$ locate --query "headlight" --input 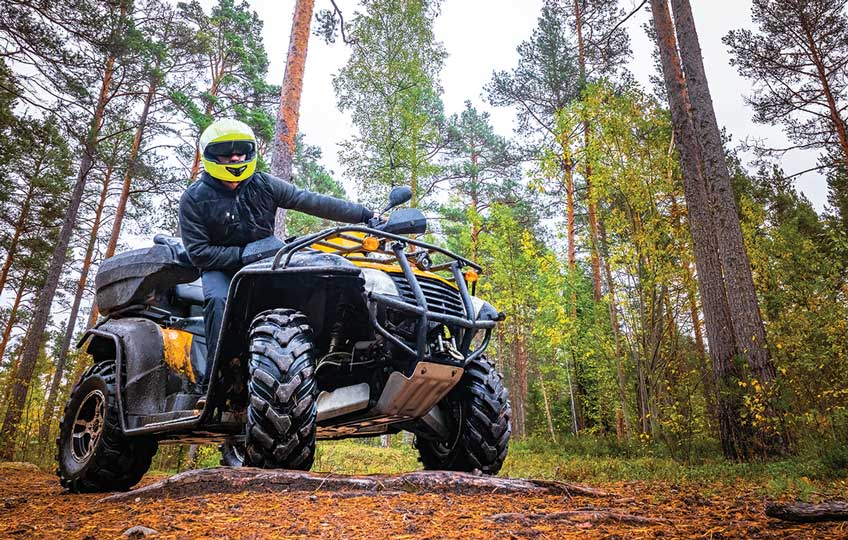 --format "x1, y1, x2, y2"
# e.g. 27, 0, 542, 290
470, 296, 501, 321
361, 268, 400, 296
